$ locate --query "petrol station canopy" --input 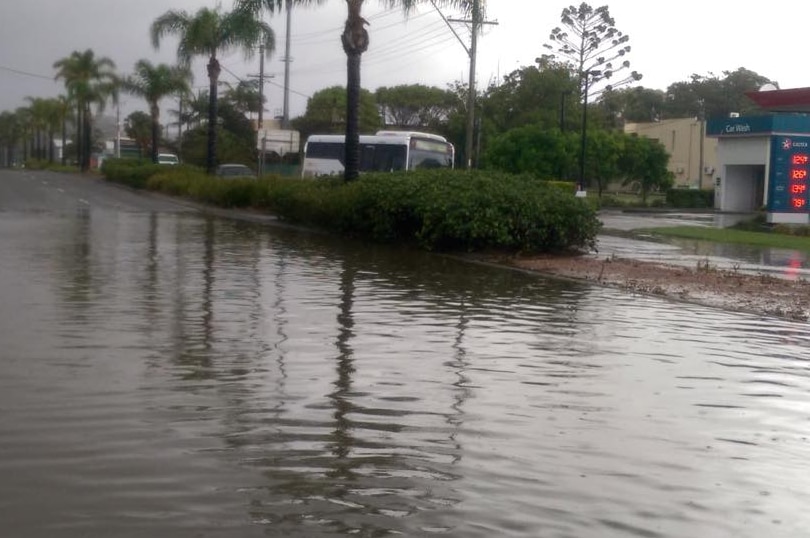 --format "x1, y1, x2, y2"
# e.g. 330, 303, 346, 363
745, 87, 810, 113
